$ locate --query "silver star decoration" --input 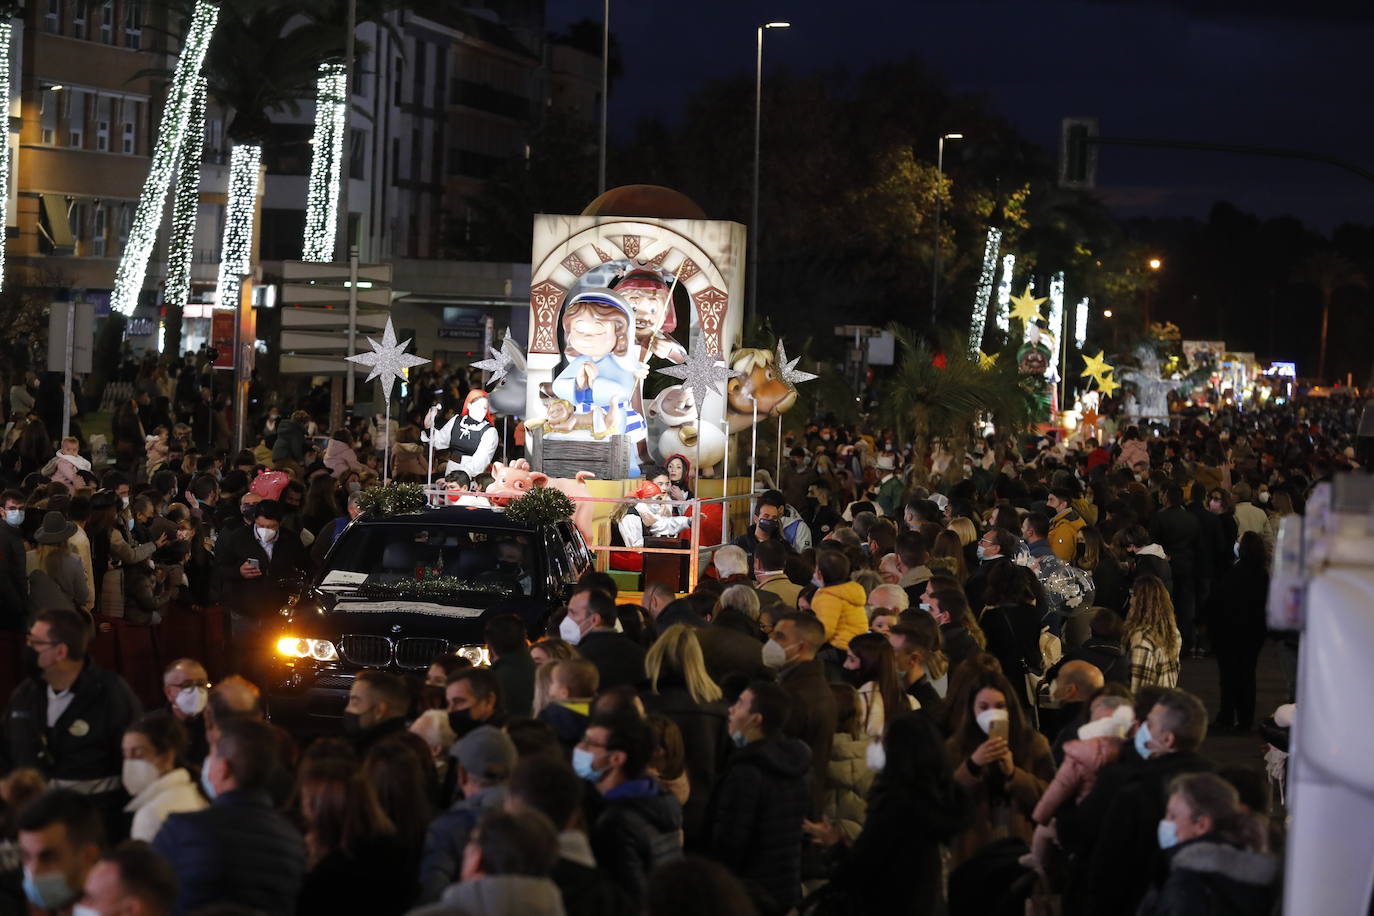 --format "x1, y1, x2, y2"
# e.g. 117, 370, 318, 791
775, 340, 818, 389
657, 347, 742, 409
345, 317, 430, 400
471, 331, 518, 388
